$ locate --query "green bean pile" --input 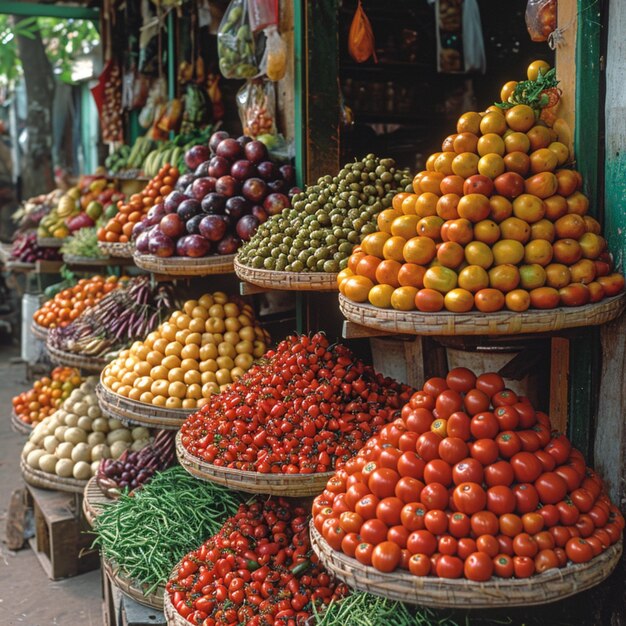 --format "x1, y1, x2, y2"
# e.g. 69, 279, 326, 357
92, 466, 243, 593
